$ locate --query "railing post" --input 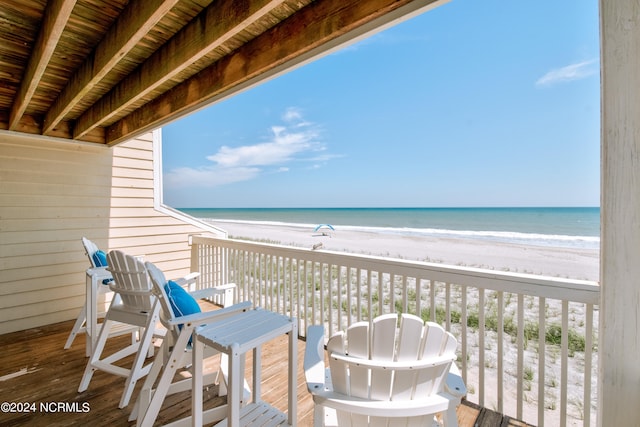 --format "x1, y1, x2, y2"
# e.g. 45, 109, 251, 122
600, 3, 640, 426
